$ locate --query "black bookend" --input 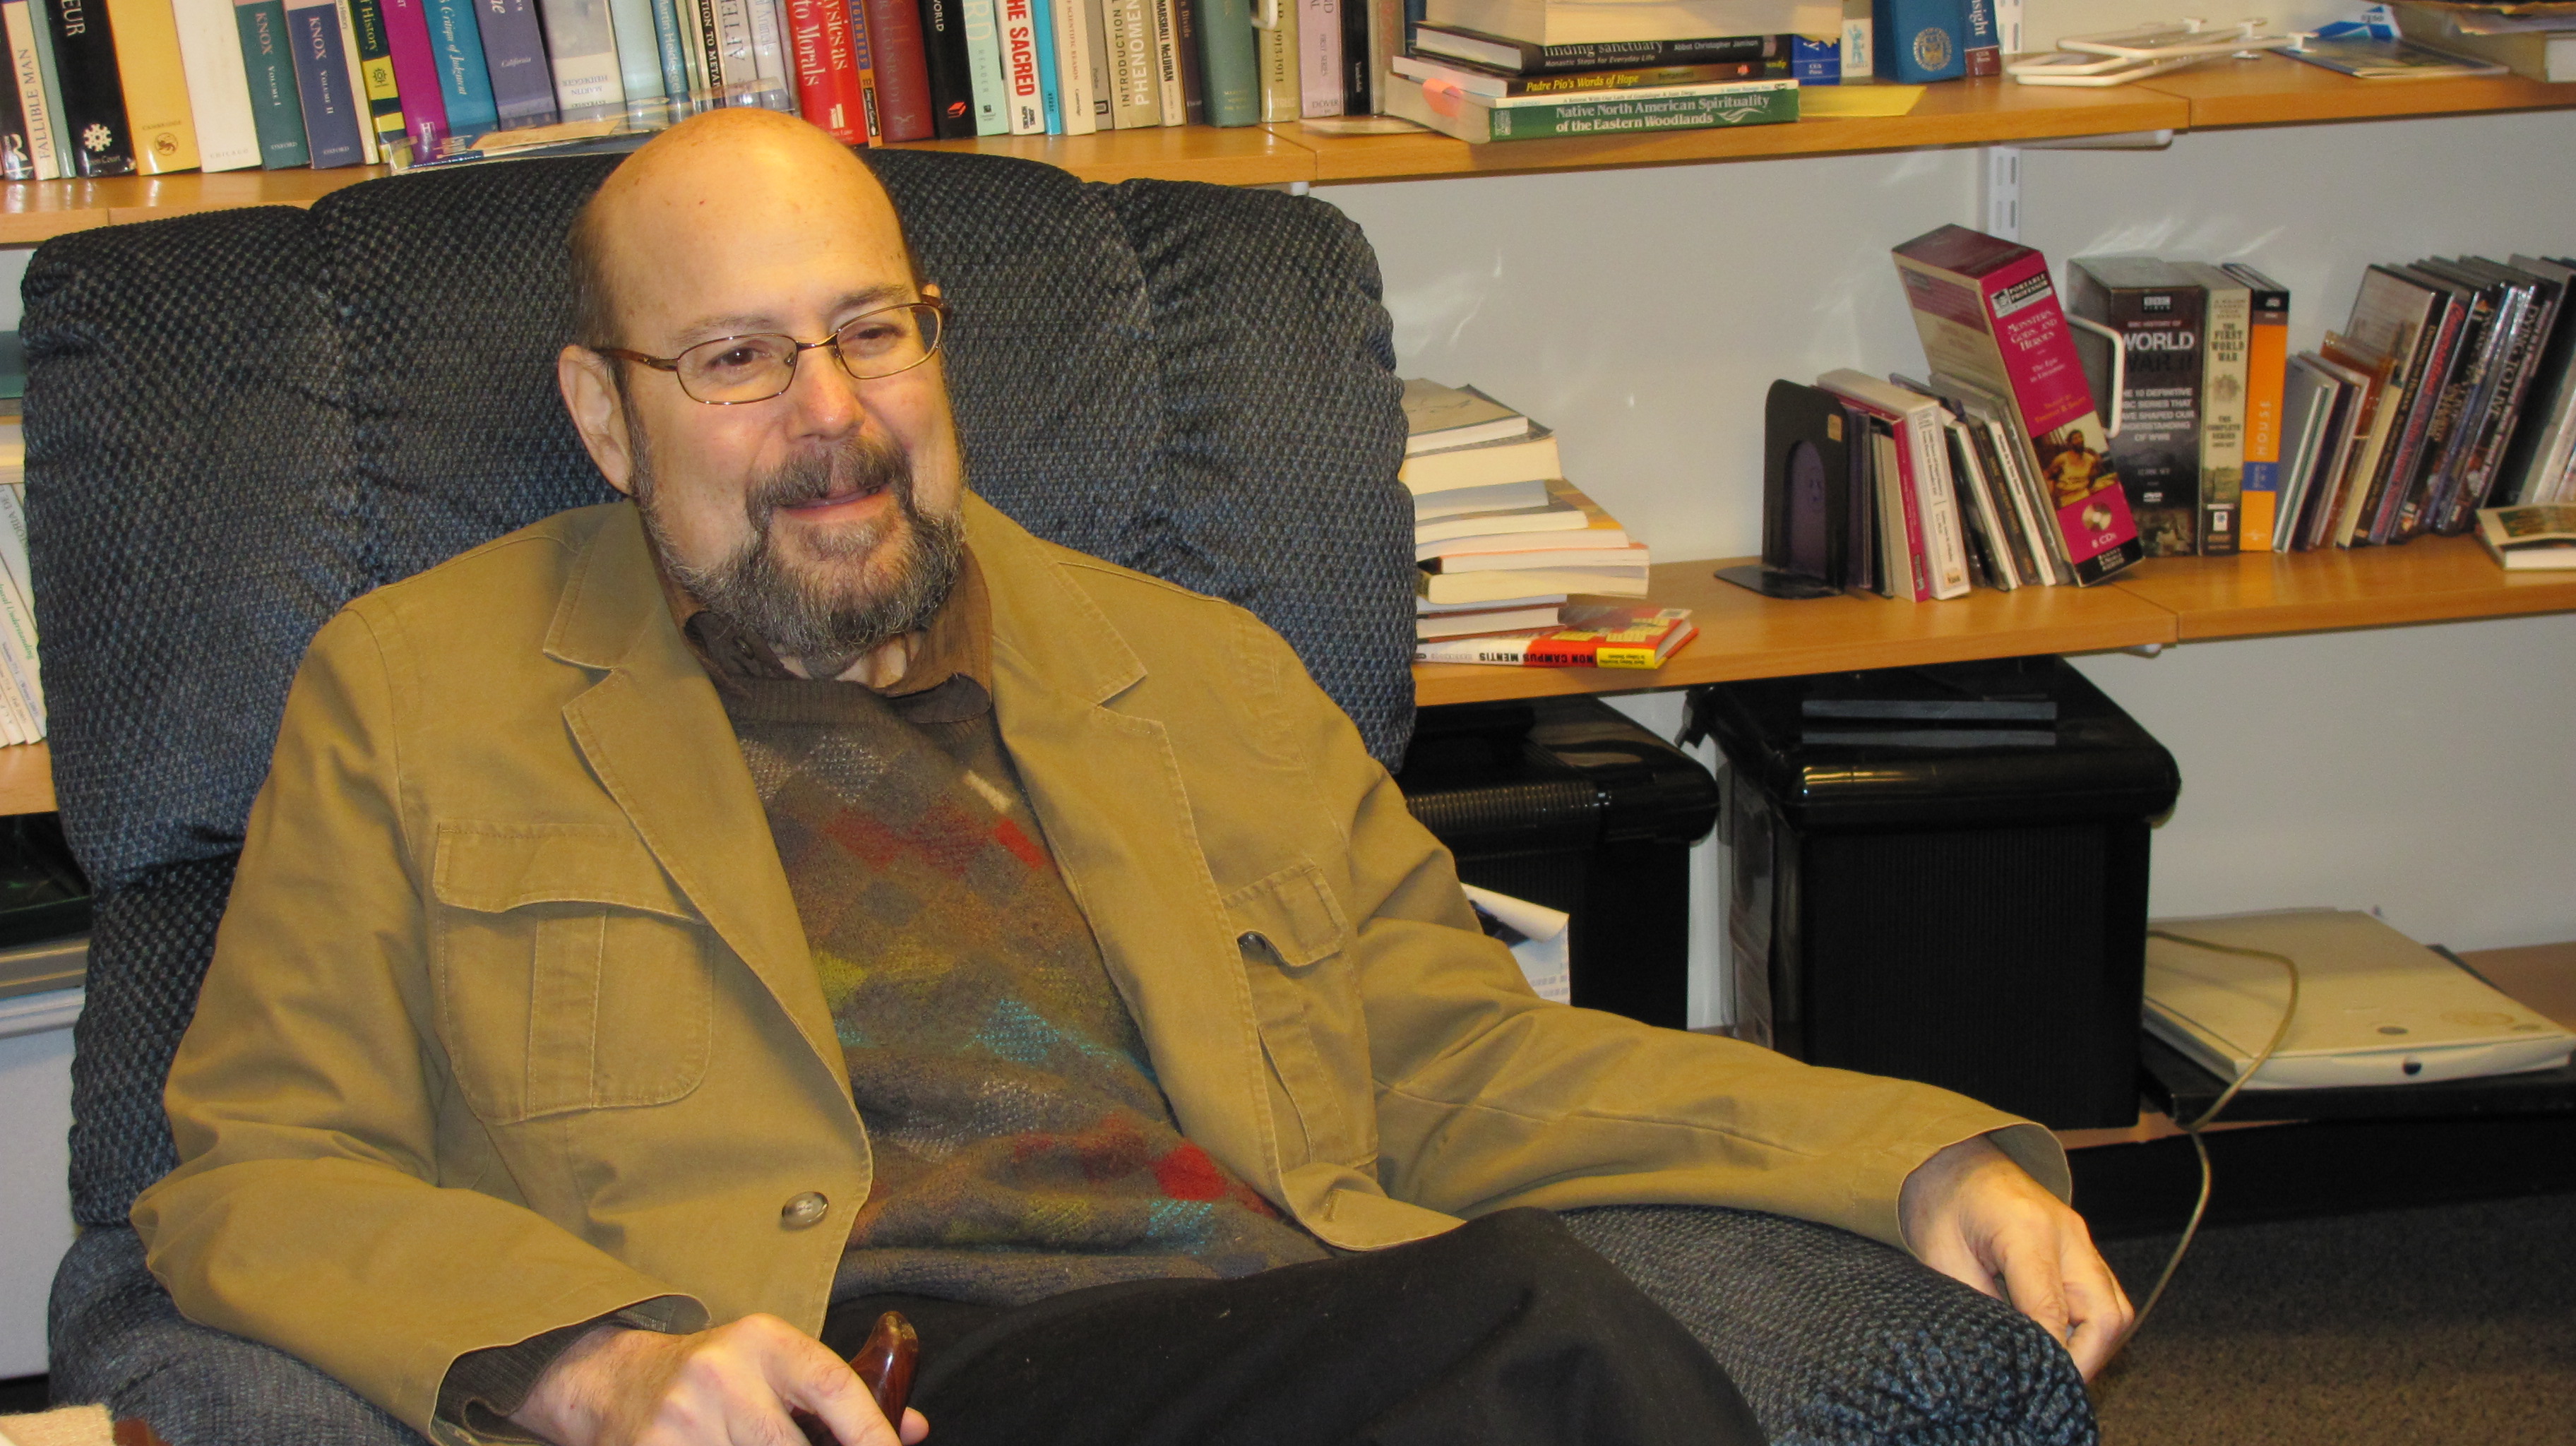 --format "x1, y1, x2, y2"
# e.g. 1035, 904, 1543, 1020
1717, 380, 1850, 599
